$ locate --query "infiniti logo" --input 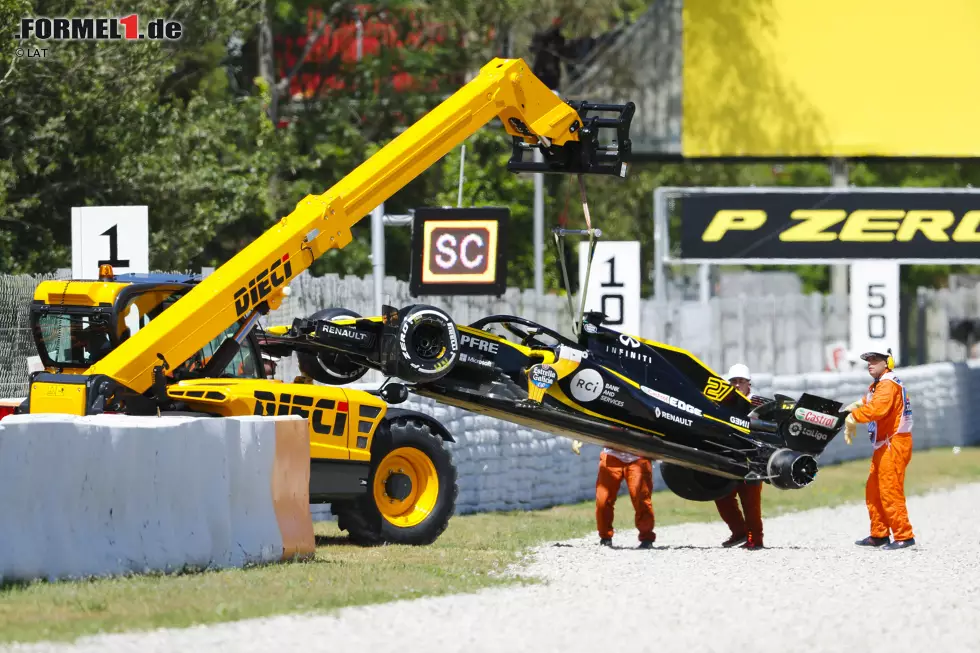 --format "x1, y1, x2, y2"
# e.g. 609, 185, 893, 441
619, 334, 640, 348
